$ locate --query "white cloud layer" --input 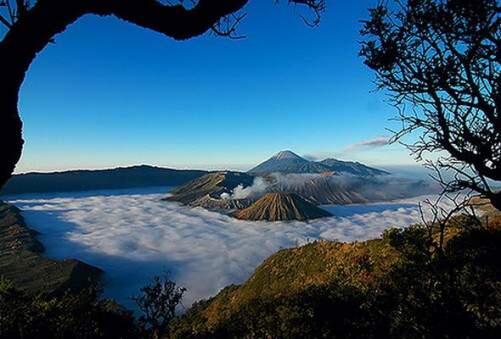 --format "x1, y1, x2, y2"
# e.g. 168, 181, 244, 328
8, 189, 449, 311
